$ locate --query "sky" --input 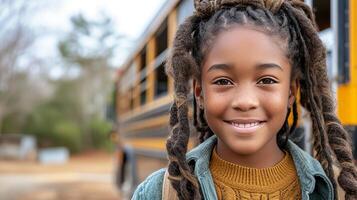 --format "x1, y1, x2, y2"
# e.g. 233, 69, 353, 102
27, 0, 167, 77
33, 0, 166, 38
